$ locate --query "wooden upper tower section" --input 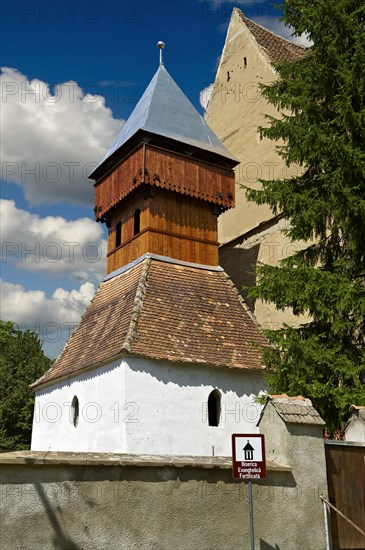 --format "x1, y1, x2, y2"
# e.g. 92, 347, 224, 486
89, 60, 239, 274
